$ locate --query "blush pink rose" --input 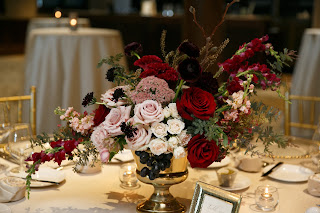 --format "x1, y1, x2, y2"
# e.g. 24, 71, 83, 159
100, 148, 110, 163
125, 124, 152, 150
90, 125, 109, 151
103, 106, 131, 136
134, 100, 164, 124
